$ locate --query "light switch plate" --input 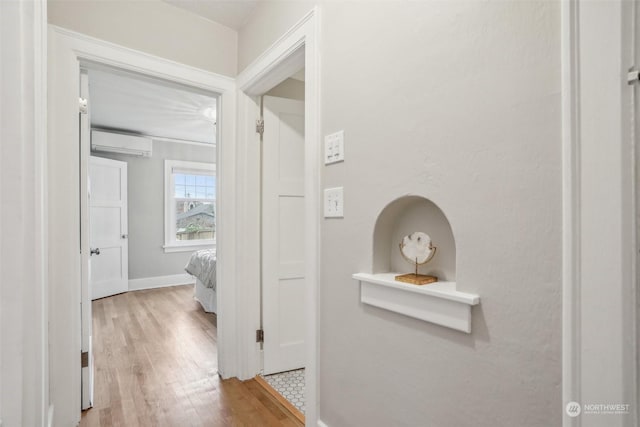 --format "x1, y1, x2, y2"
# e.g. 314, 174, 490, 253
324, 187, 344, 218
324, 130, 344, 165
